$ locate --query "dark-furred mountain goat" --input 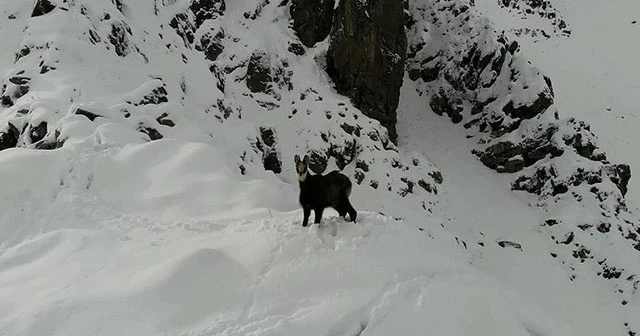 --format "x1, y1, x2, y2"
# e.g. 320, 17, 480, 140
294, 154, 357, 227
